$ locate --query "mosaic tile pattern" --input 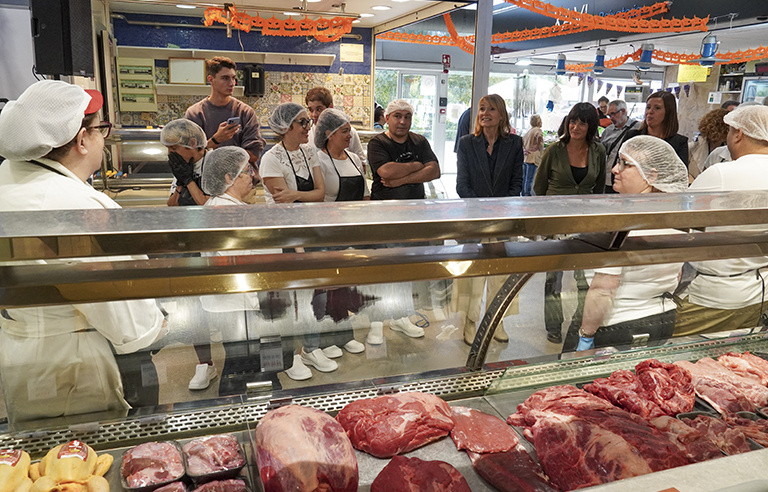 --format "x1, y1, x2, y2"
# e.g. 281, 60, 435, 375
121, 70, 372, 128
